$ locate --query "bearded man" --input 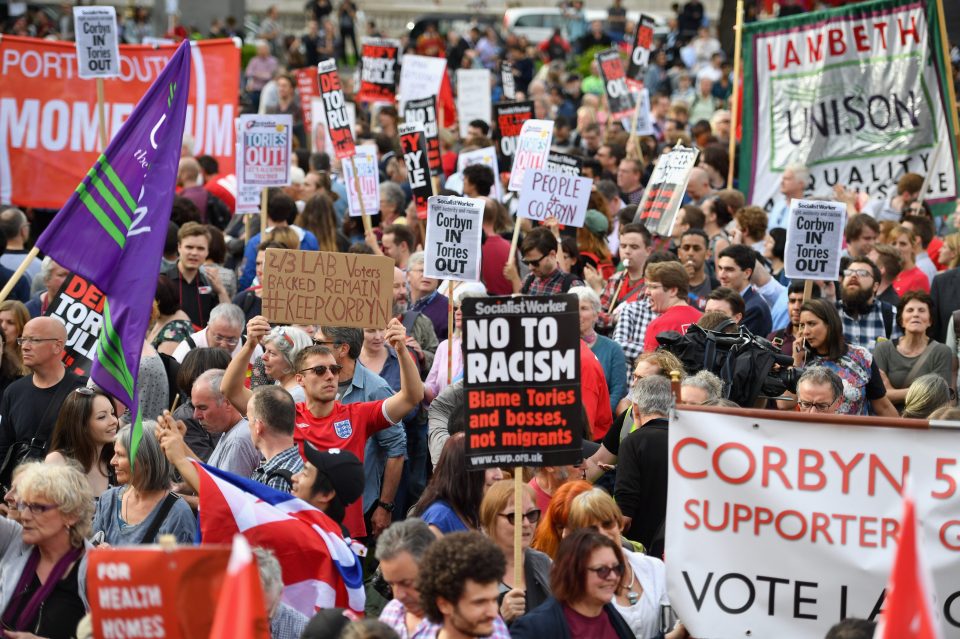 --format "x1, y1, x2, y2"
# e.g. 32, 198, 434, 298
836, 257, 899, 351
